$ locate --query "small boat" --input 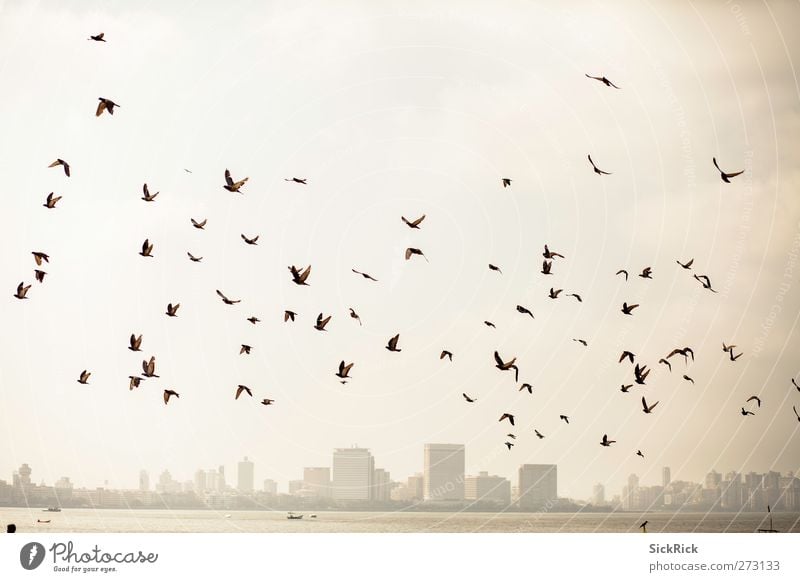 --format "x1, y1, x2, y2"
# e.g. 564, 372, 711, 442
310, 514, 317, 518
757, 505, 779, 533
43, 507, 61, 512
286, 512, 304, 520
